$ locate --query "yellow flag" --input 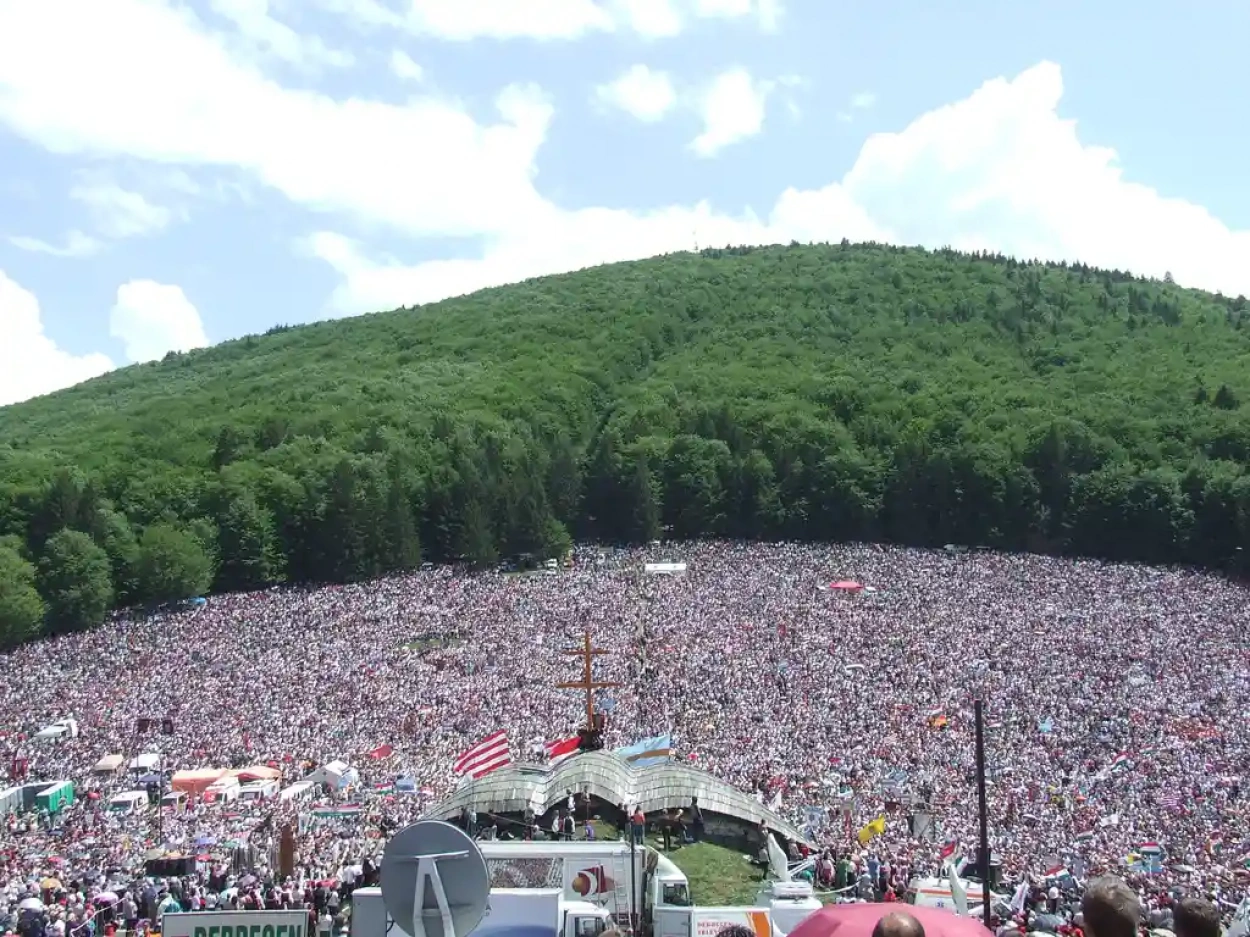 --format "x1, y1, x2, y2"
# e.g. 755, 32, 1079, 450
857, 815, 886, 845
